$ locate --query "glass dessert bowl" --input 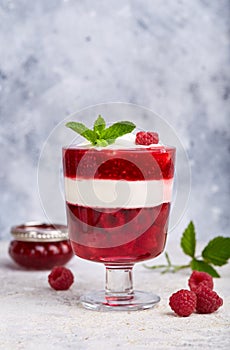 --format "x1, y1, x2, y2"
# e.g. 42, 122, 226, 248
62, 121, 176, 311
